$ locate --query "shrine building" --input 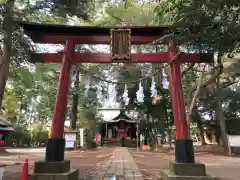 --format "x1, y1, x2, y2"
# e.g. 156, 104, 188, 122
99, 110, 138, 145
0, 116, 14, 146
